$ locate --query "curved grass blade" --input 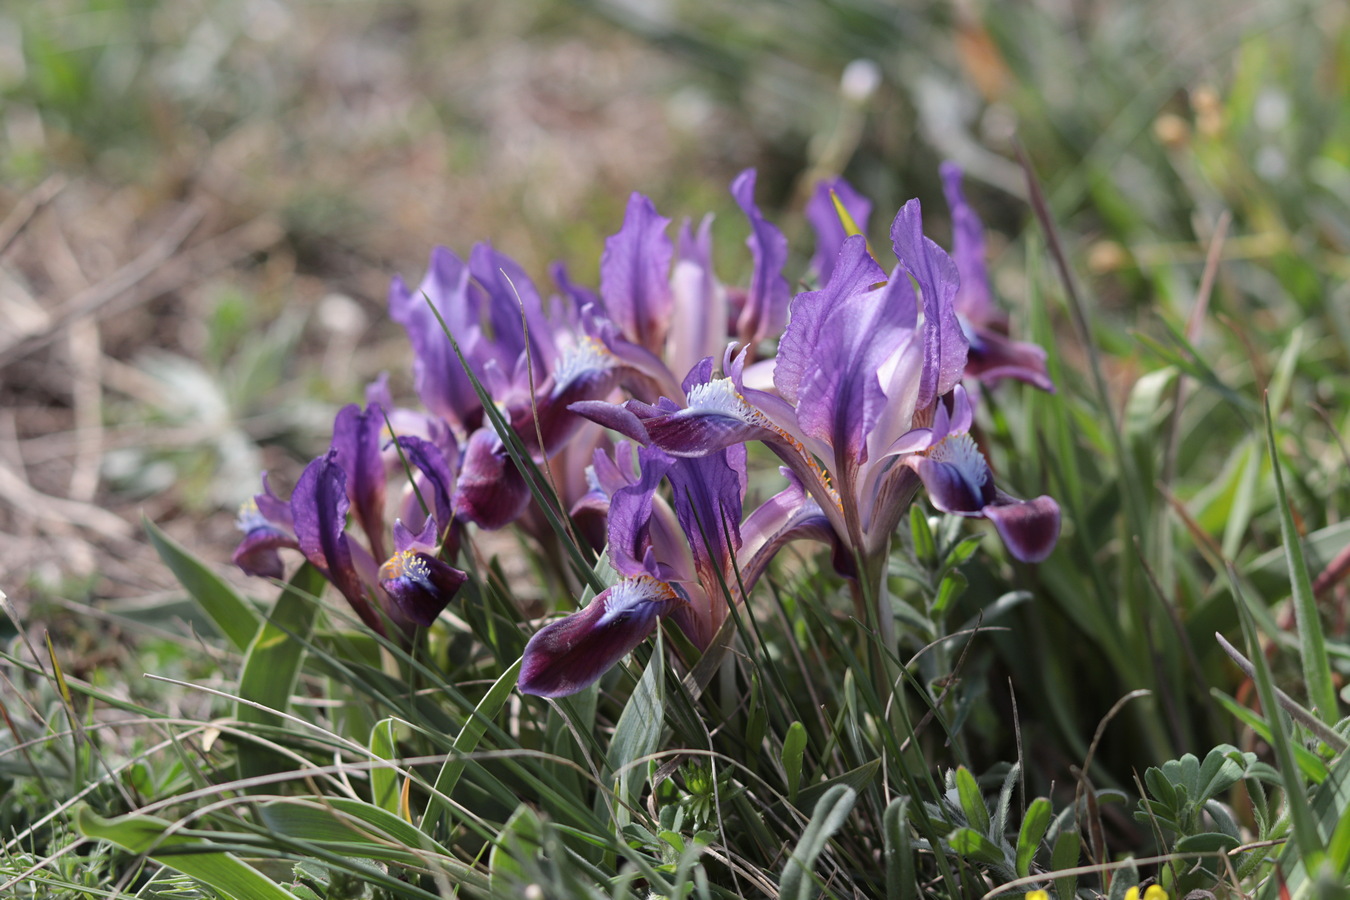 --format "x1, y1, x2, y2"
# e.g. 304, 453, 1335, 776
422, 656, 523, 833
779, 784, 857, 900
145, 515, 262, 651
75, 804, 301, 900
236, 562, 324, 783
1264, 393, 1338, 722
